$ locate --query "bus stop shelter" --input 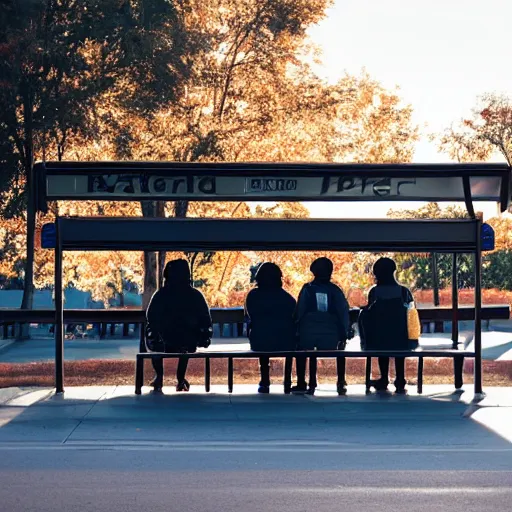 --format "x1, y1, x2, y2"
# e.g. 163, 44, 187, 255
35, 161, 512, 394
